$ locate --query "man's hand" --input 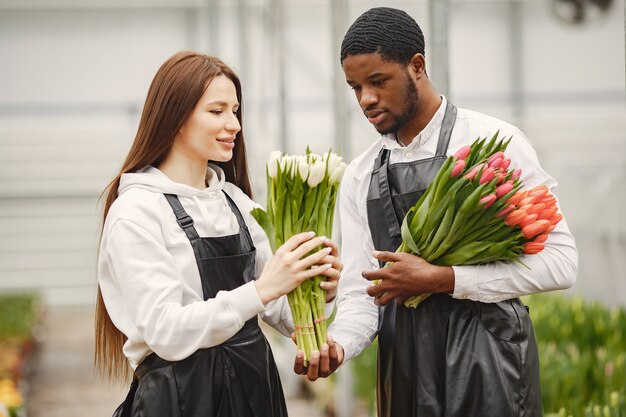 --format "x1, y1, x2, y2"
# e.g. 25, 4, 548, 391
293, 335, 344, 381
362, 250, 455, 306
